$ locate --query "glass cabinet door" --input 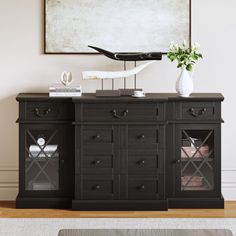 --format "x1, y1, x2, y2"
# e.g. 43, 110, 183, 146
24, 126, 60, 192
175, 124, 220, 196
